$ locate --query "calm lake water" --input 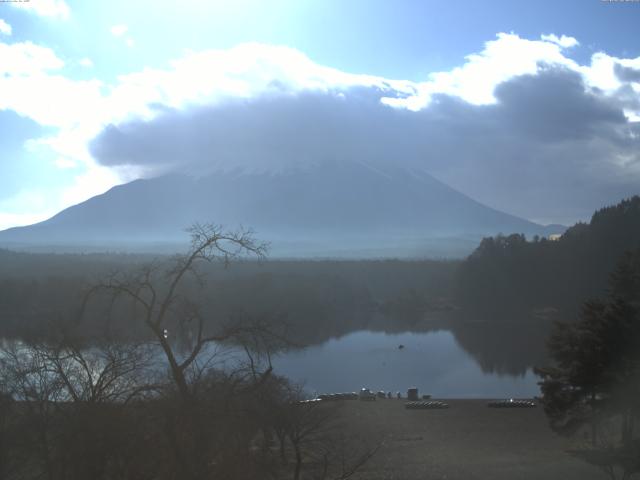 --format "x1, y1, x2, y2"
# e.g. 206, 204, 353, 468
1, 328, 542, 399
272, 330, 540, 398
